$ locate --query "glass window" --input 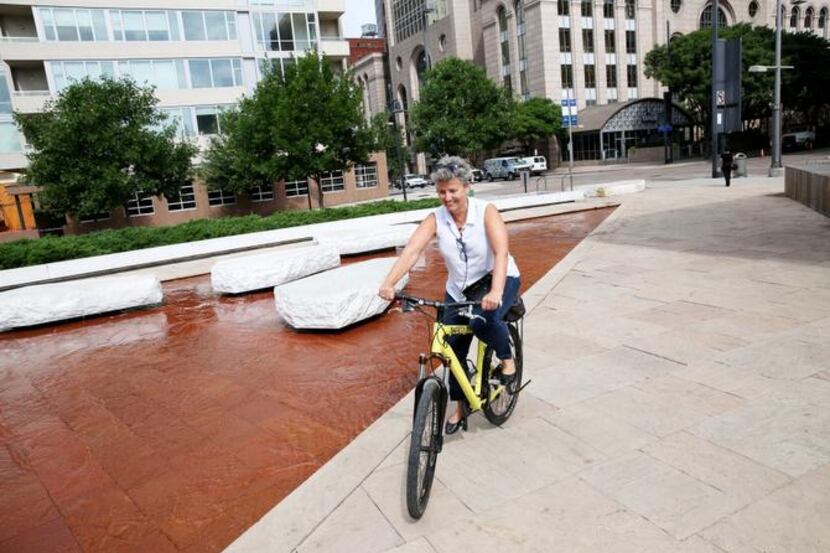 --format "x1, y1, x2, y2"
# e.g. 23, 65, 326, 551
625, 0, 635, 19
123, 11, 147, 41
208, 189, 236, 206
700, 4, 728, 28
76, 11, 94, 41
627, 64, 637, 87
584, 65, 596, 87
626, 30, 636, 53
210, 59, 234, 87
226, 12, 237, 39
0, 75, 12, 114
293, 13, 309, 49
790, 7, 800, 28
160, 107, 195, 138
0, 123, 21, 153
154, 61, 178, 89
561, 64, 573, 88
671, 0, 682, 14
249, 185, 275, 202
605, 30, 616, 52
606, 64, 617, 87
355, 163, 378, 188
110, 11, 123, 40
604, 0, 615, 18
55, 9, 80, 41
278, 14, 293, 50
321, 170, 344, 193
558, 0, 570, 16
205, 12, 227, 40
583, 29, 594, 53
41, 9, 56, 40
189, 60, 213, 88
183, 12, 206, 40
806, 7, 814, 28
821, 8, 828, 28
582, 0, 593, 17
166, 184, 197, 211
92, 11, 107, 40
285, 179, 308, 197
559, 28, 571, 52
126, 193, 155, 216
196, 106, 224, 134
168, 12, 180, 40
146, 12, 169, 40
